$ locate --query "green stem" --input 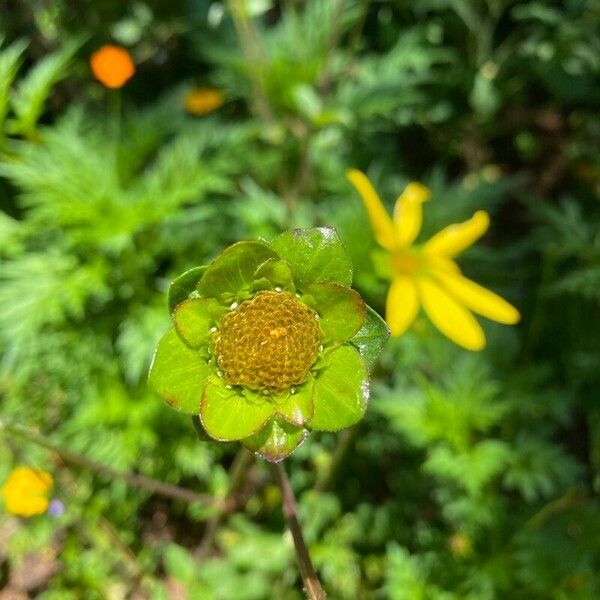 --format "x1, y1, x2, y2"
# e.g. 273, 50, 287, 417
1, 422, 223, 507
272, 462, 326, 600
227, 0, 276, 128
